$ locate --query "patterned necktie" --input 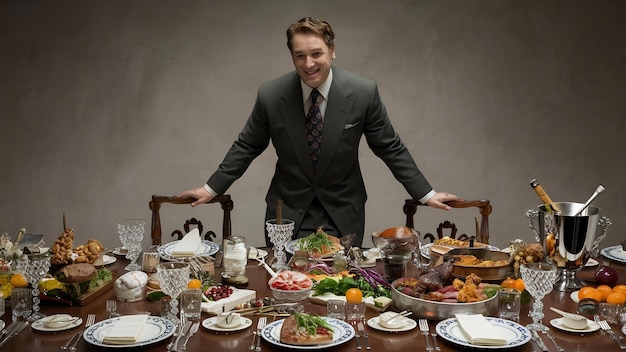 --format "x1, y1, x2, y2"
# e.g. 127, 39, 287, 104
306, 89, 323, 168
